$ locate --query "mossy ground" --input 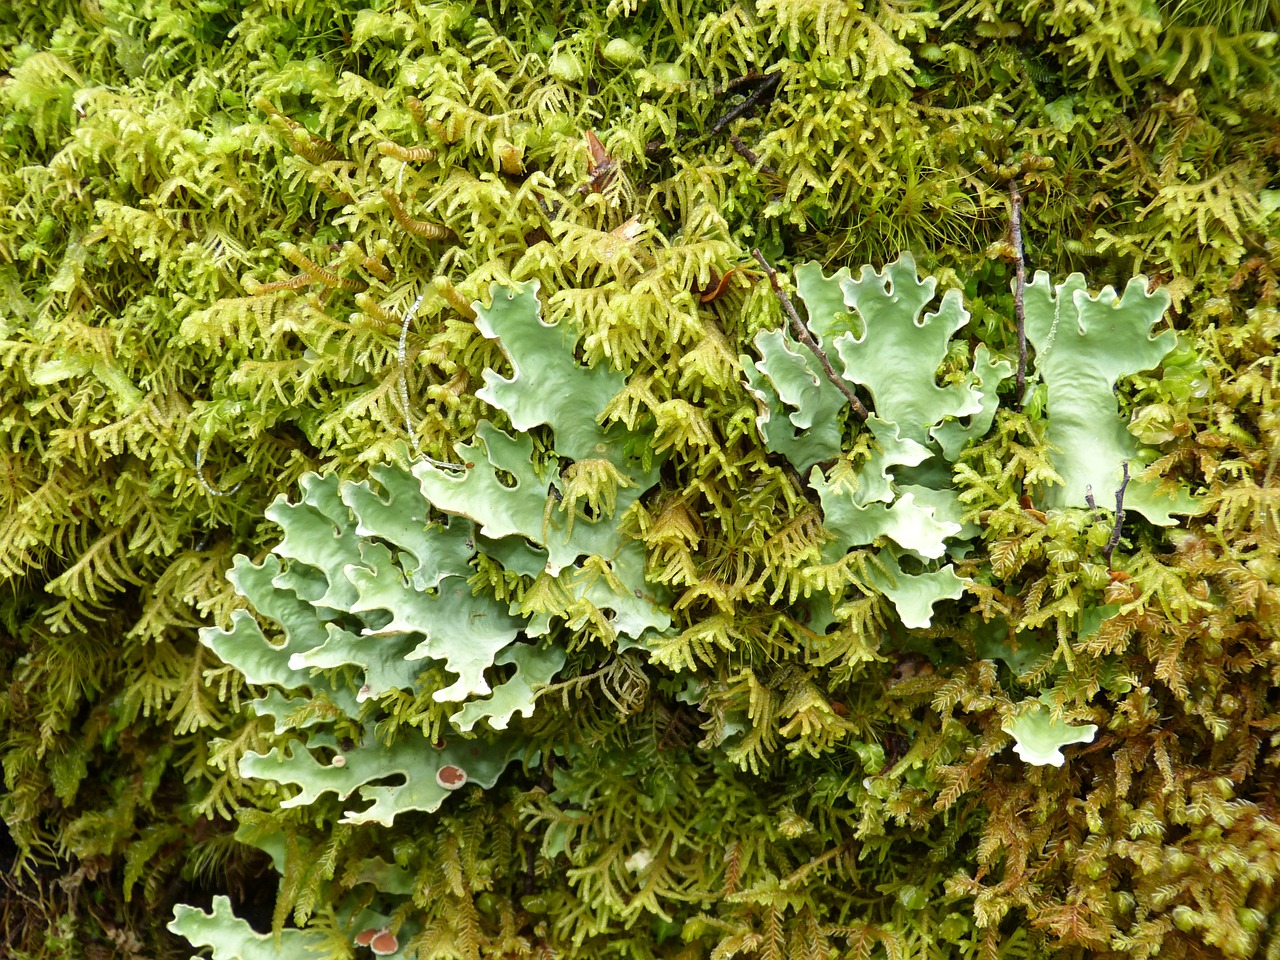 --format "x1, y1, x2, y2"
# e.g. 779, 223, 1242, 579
0, 0, 1277, 956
